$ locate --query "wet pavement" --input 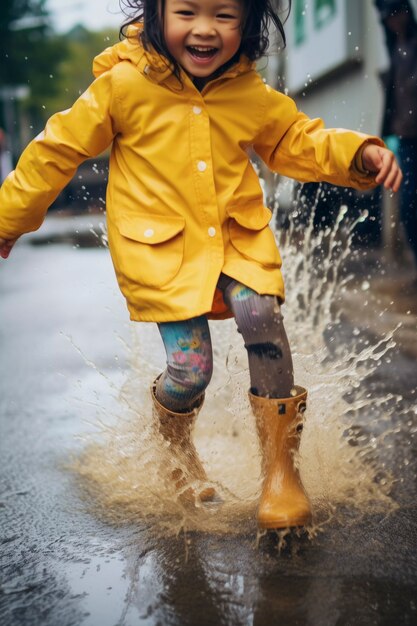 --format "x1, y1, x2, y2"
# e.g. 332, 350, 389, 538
1, 214, 417, 626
